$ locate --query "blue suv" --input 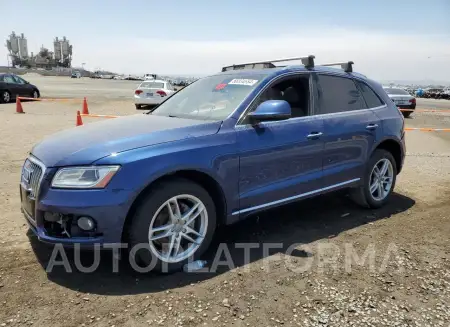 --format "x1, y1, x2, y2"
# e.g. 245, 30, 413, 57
20, 55, 405, 271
